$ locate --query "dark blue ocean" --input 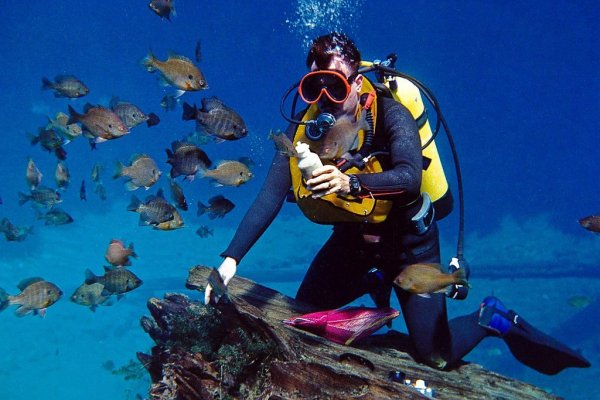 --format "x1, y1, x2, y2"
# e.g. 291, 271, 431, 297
0, 1, 598, 399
